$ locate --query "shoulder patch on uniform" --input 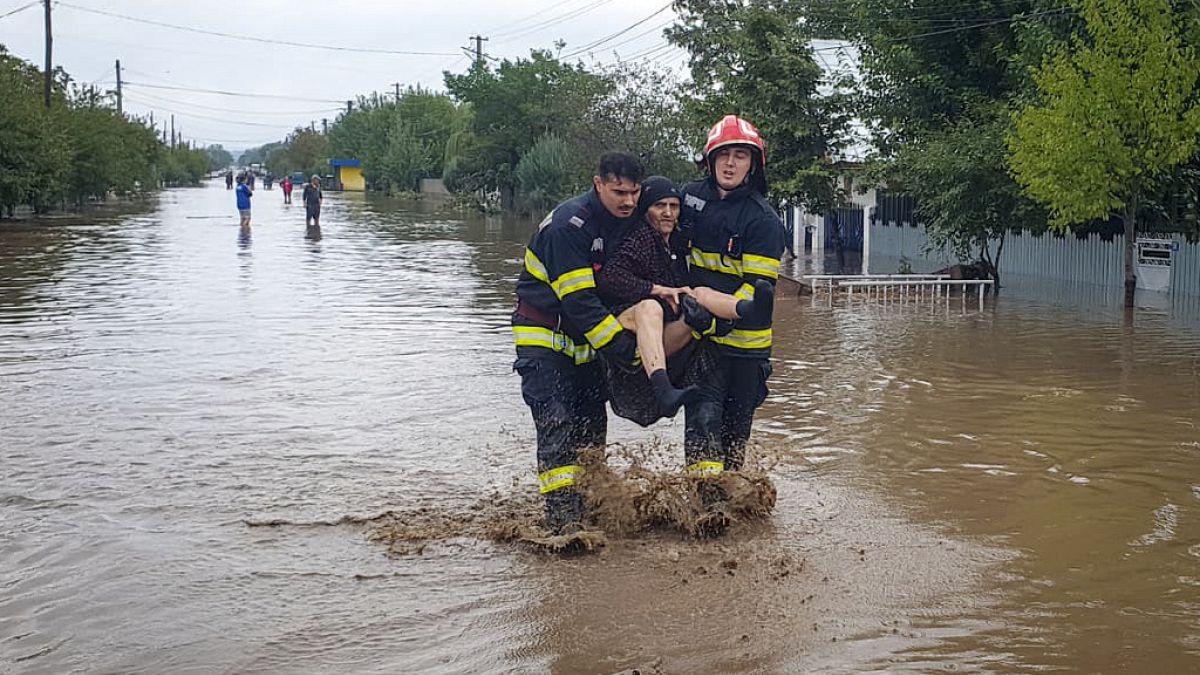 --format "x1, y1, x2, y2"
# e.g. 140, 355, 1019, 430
537, 209, 556, 231
569, 215, 585, 227
684, 194, 707, 212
